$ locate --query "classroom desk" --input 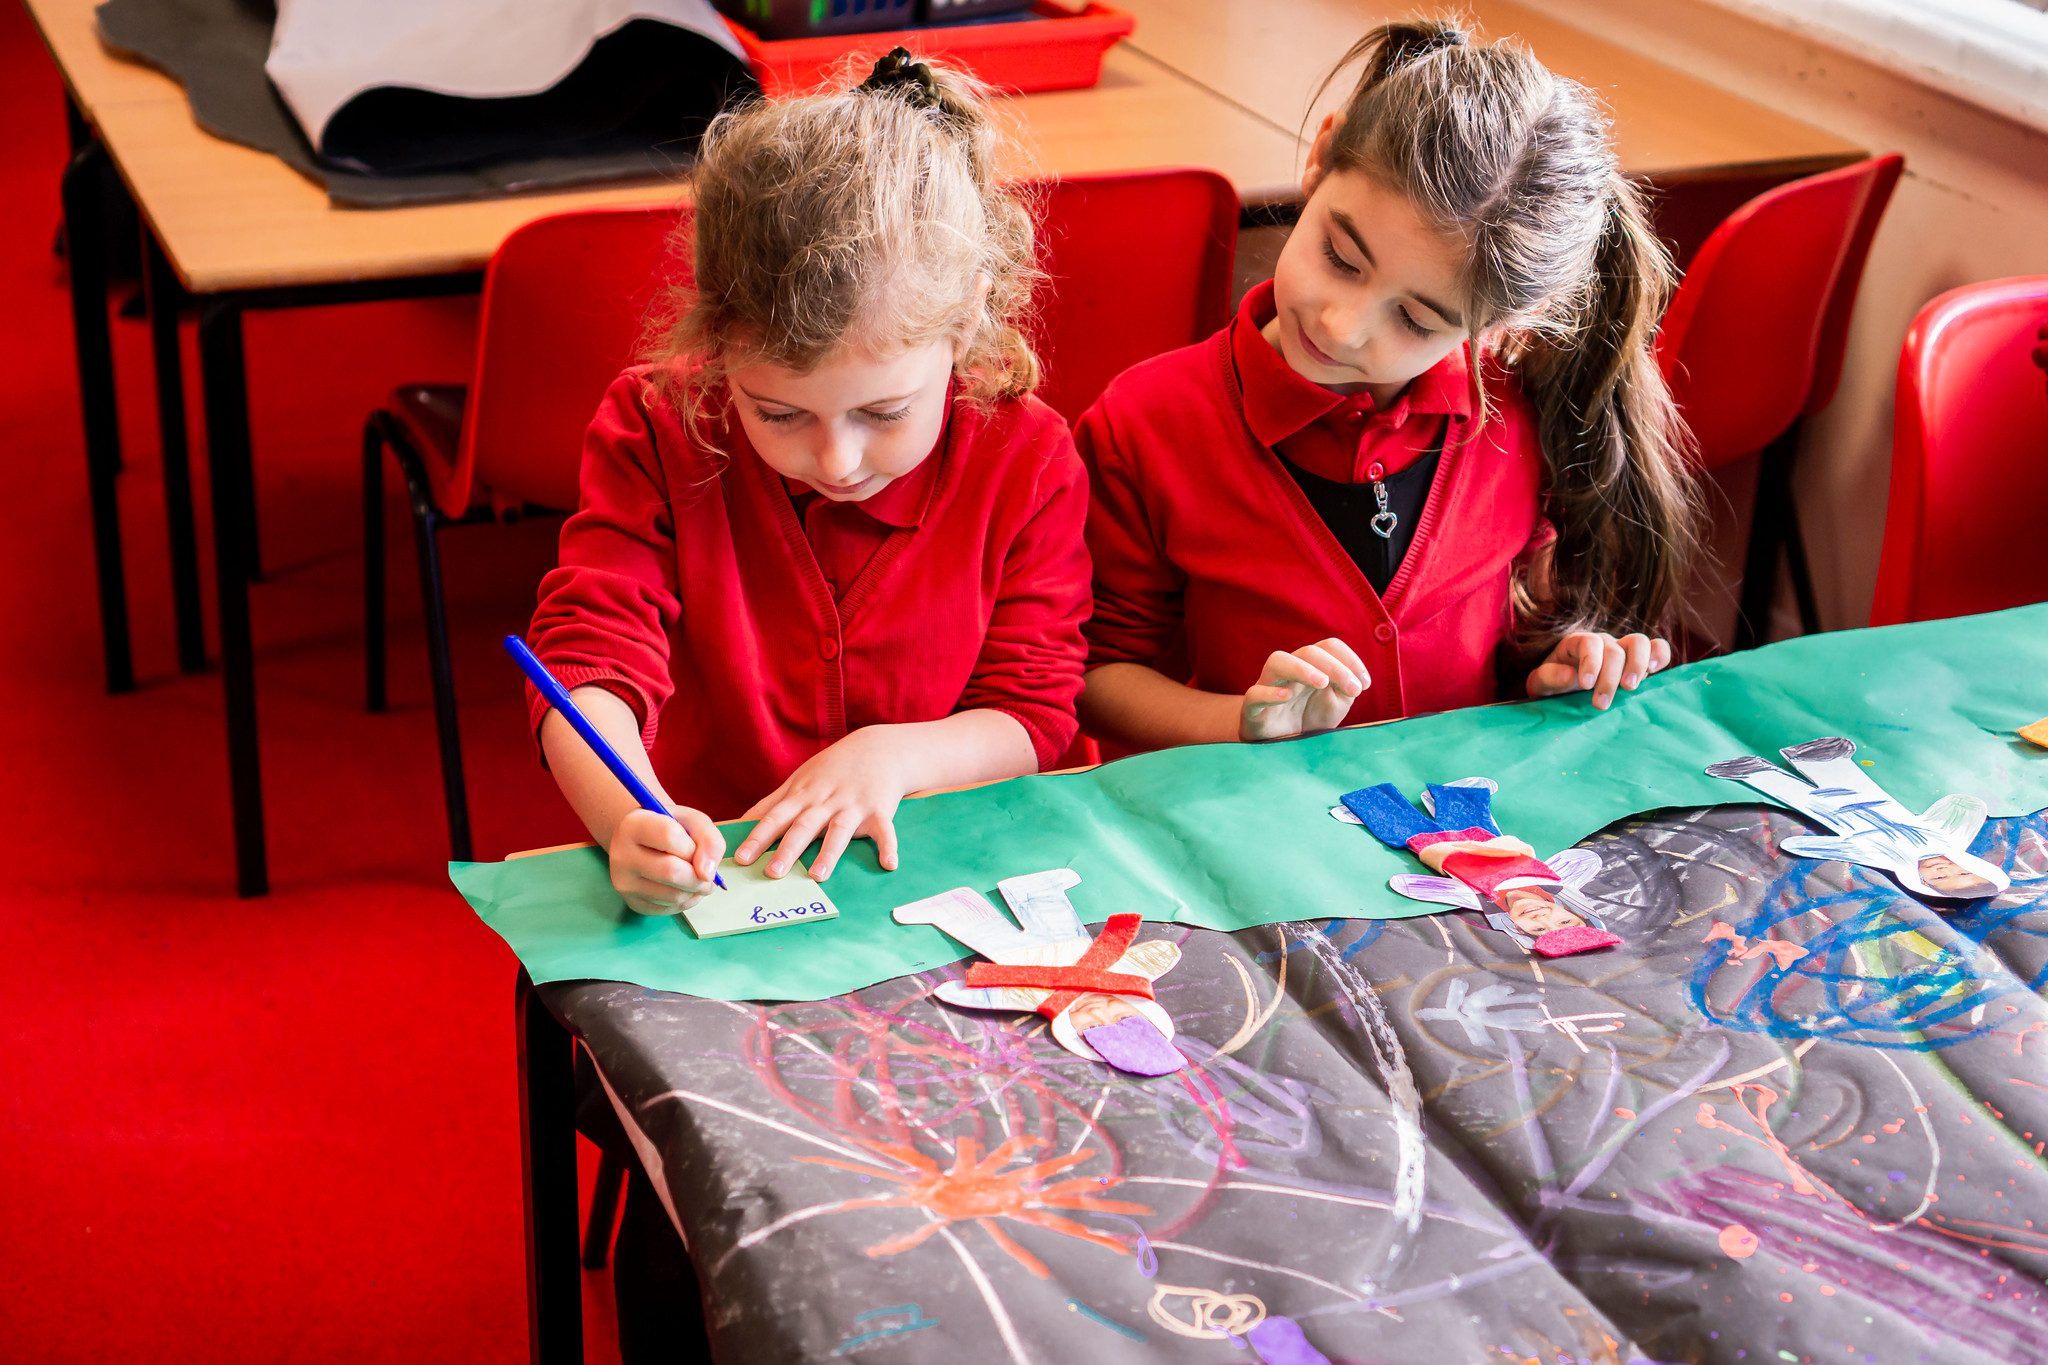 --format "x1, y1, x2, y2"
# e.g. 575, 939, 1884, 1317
27, 0, 1302, 896
515, 800, 2048, 1364
1114, 0, 1865, 184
